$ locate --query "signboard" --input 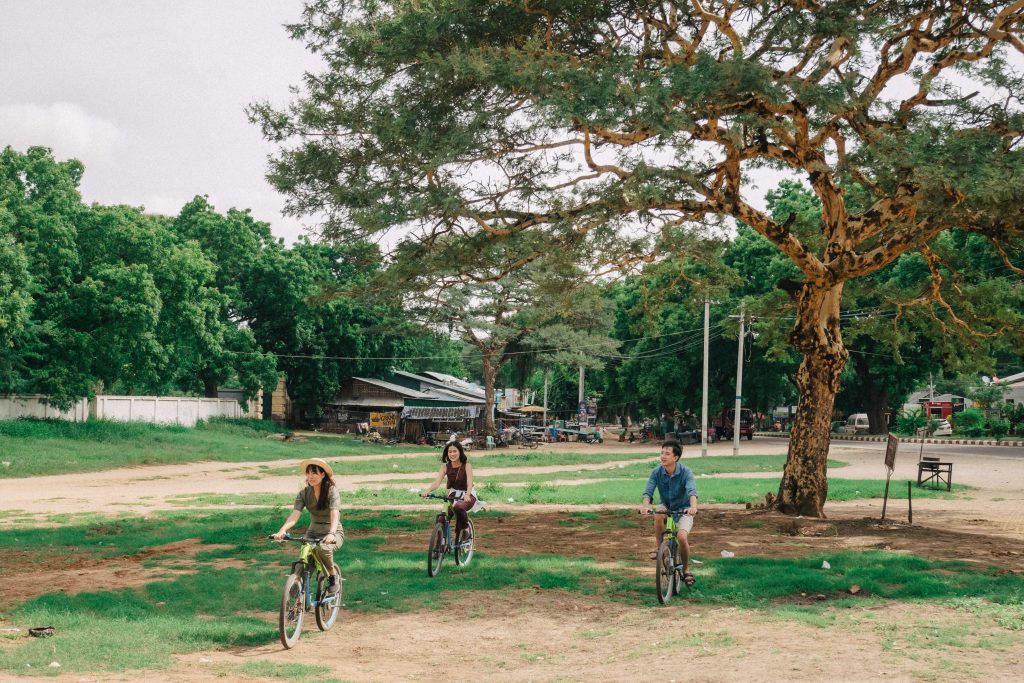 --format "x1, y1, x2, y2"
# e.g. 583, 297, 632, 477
369, 411, 398, 429
884, 433, 899, 471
